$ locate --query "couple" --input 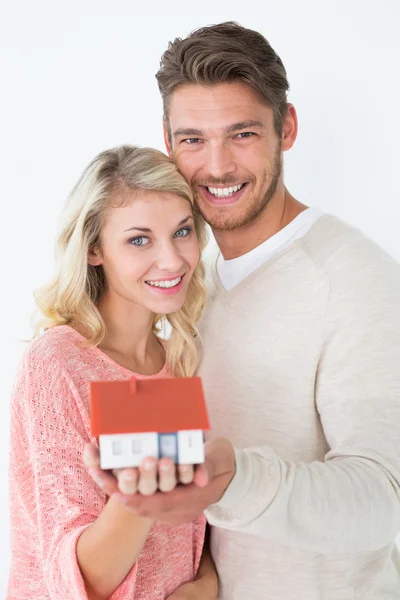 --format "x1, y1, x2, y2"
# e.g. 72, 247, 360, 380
8, 21, 400, 600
